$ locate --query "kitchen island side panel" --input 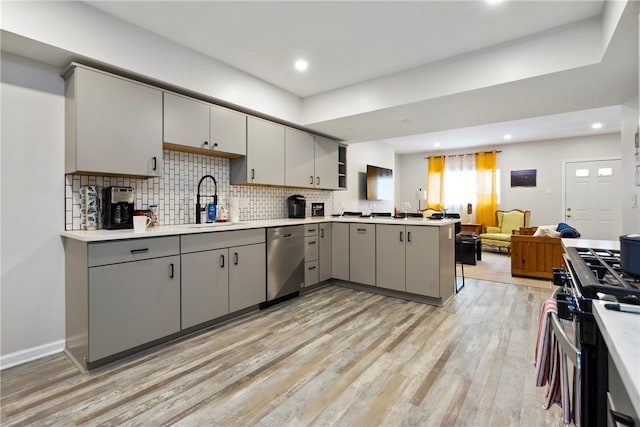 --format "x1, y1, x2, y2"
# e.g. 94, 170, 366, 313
439, 224, 455, 302
64, 238, 89, 370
